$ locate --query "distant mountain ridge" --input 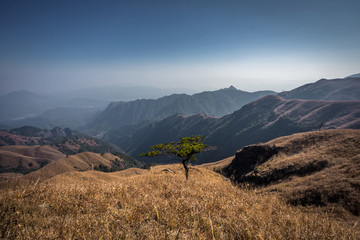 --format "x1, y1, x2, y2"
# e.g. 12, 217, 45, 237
87, 86, 276, 132
0, 107, 101, 130
279, 77, 360, 100
106, 95, 360, 163
346, 73, 360, 78
0, 90, 109, 121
